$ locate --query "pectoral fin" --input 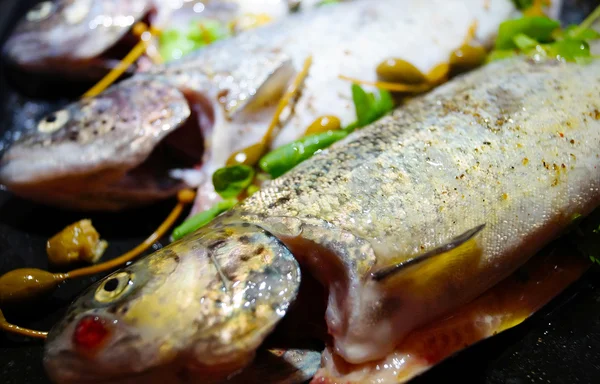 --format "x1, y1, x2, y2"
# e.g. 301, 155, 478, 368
370, 224, 486, 282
